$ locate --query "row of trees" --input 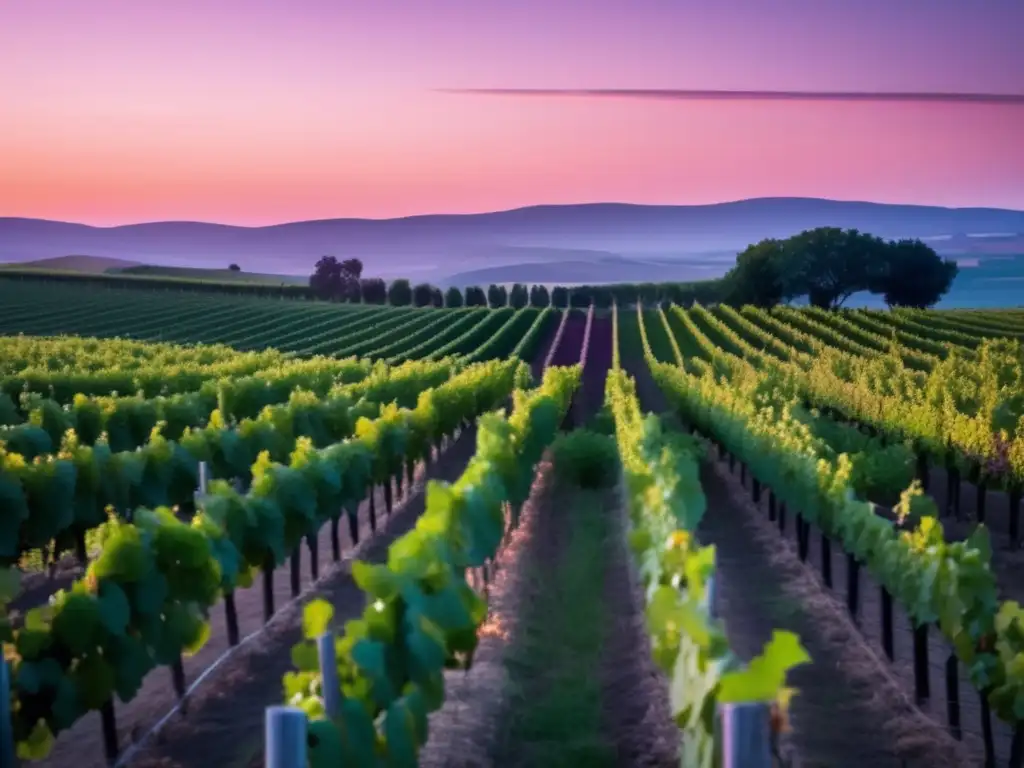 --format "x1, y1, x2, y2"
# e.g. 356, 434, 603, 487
722, 228, 959, 309
311, 228, 959, 312
308, 256, 717, 309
